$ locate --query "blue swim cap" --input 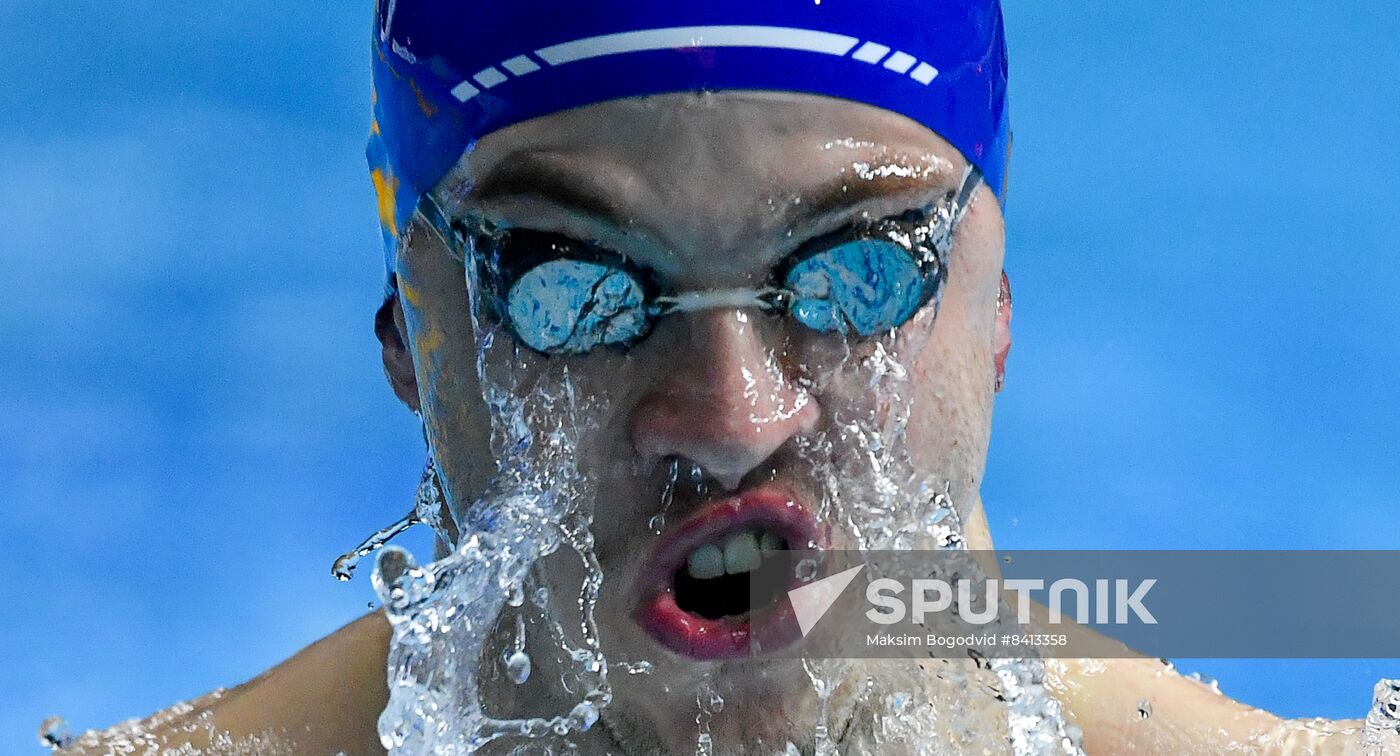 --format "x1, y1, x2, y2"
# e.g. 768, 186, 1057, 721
367, 0, 1010, 287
